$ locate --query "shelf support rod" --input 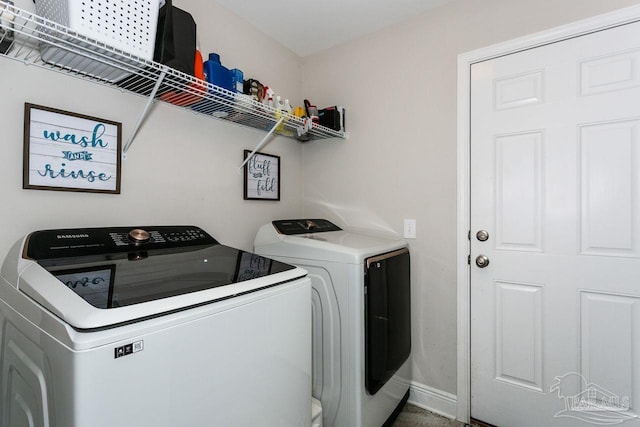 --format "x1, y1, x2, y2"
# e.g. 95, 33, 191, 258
123, 69, 167, 154
238, 116, 286, 172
